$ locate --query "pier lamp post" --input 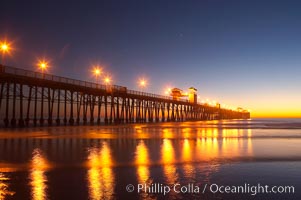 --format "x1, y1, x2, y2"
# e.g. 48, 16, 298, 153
104, 75, 112, 93
138, 78, 147, 90
1, 40, 13, 126
138, 77, 147, 122
39, 62, 47, 72
104, 76, 111, 85
36, 60, 49, 125
0, 41, 11, 65
38, 61, 49, 76
165, 87, 172, 95
92, 66, 102, 84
